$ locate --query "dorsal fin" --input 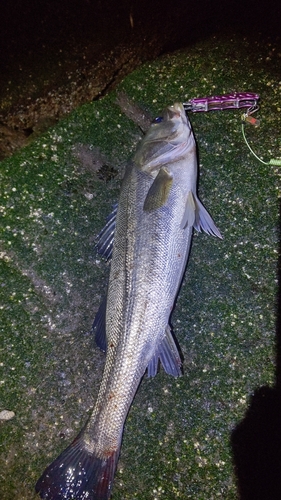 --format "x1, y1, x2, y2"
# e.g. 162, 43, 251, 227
96, 204, 118, 260
92, 296, 107, 352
